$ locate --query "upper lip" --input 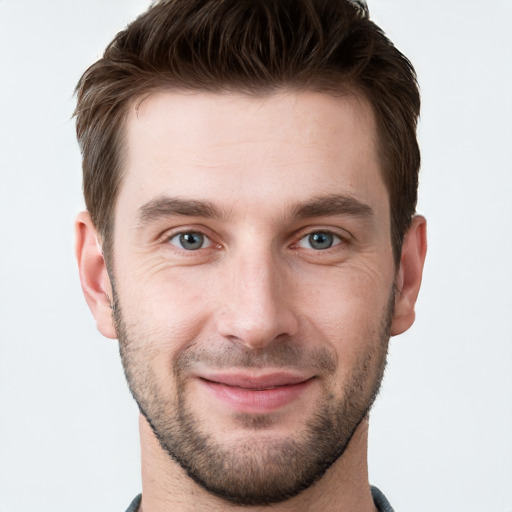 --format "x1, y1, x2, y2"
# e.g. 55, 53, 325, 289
197, 372, 313, 390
